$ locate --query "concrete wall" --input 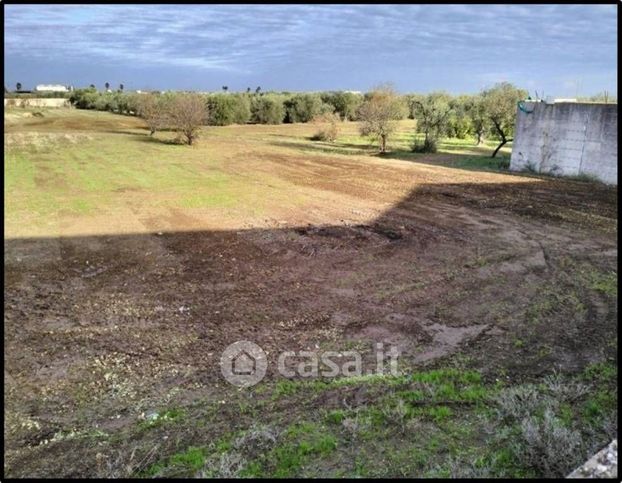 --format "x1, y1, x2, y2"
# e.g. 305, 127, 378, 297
510, 102, 617, 184
4, 98, 71, 108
